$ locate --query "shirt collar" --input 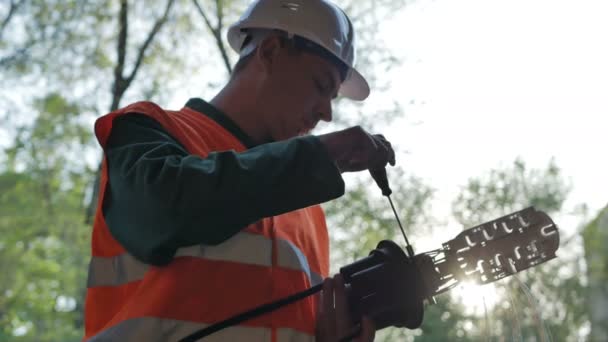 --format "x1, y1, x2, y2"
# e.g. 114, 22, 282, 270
185, 98, 257, 149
